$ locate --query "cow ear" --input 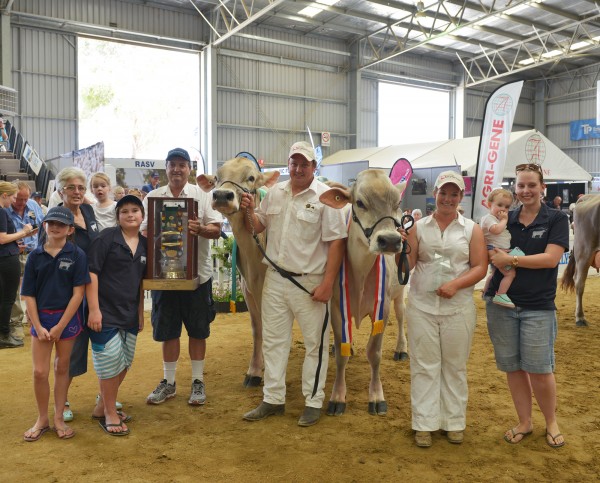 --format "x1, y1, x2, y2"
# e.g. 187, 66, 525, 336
320, 187, 350, 209
260, 170, 280, 188
197, 174, 216, 192
394, 180, 408, 199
